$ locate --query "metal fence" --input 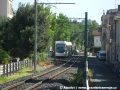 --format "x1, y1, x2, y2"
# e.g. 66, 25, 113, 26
0, 60, 32, 77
